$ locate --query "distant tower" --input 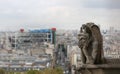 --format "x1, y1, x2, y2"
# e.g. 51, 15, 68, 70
51, 28, 56, 45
